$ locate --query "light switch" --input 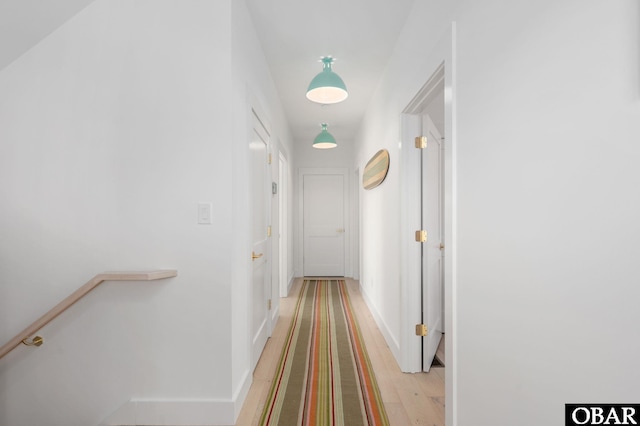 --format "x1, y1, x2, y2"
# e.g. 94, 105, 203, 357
198, 203, 212, 224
